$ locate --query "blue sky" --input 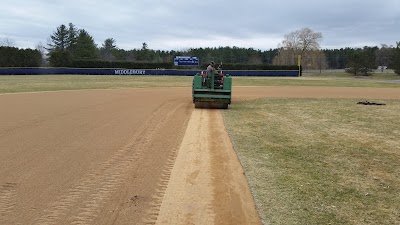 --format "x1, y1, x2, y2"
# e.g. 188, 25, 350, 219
1, 0, 399, 50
